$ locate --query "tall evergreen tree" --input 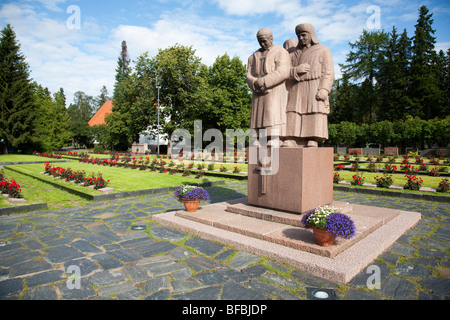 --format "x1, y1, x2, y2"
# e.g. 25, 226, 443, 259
329, 74, 359, 123
378, 27, 412, 121
0, 24, 37, 154
67, 91, 94, 147
433, 49, 449, 118
340, 30, 389, 123
108, 40, 135, 150
94, 85, 110, 112
409, 5, 441, 119
114, 41, 131, 91
33, 84, 71, 151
